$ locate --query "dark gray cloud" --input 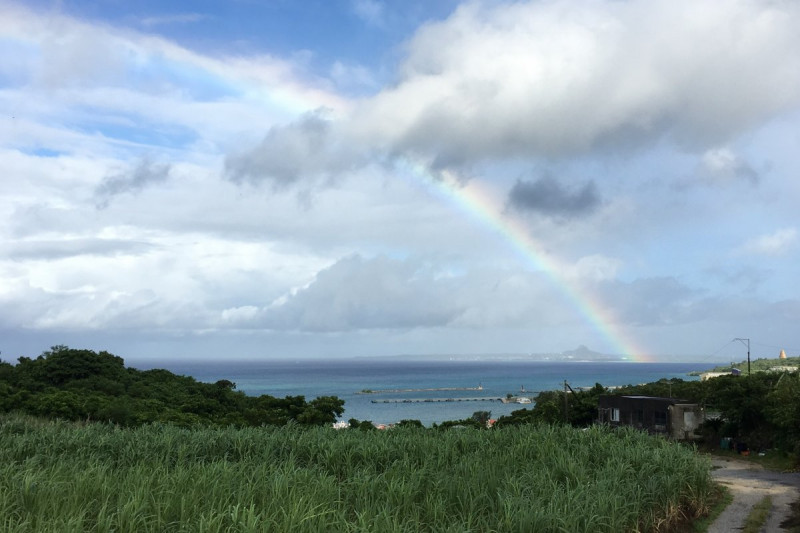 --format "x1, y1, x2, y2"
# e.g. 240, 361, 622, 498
94, 159, 171, 208
225, 112, 361, 190
507, 176, 600, 218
